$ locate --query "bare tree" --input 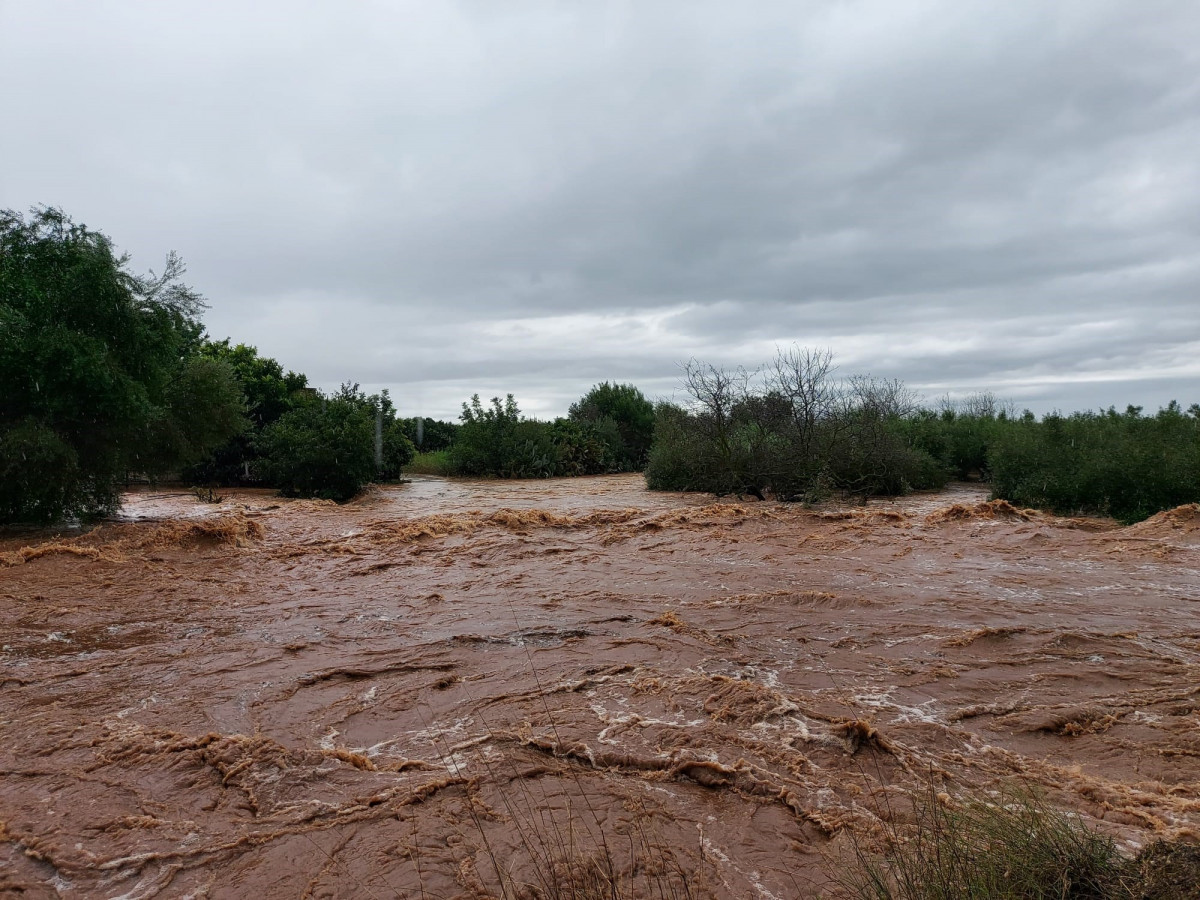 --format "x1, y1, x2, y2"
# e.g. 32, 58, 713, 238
769, 346, 838, 430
